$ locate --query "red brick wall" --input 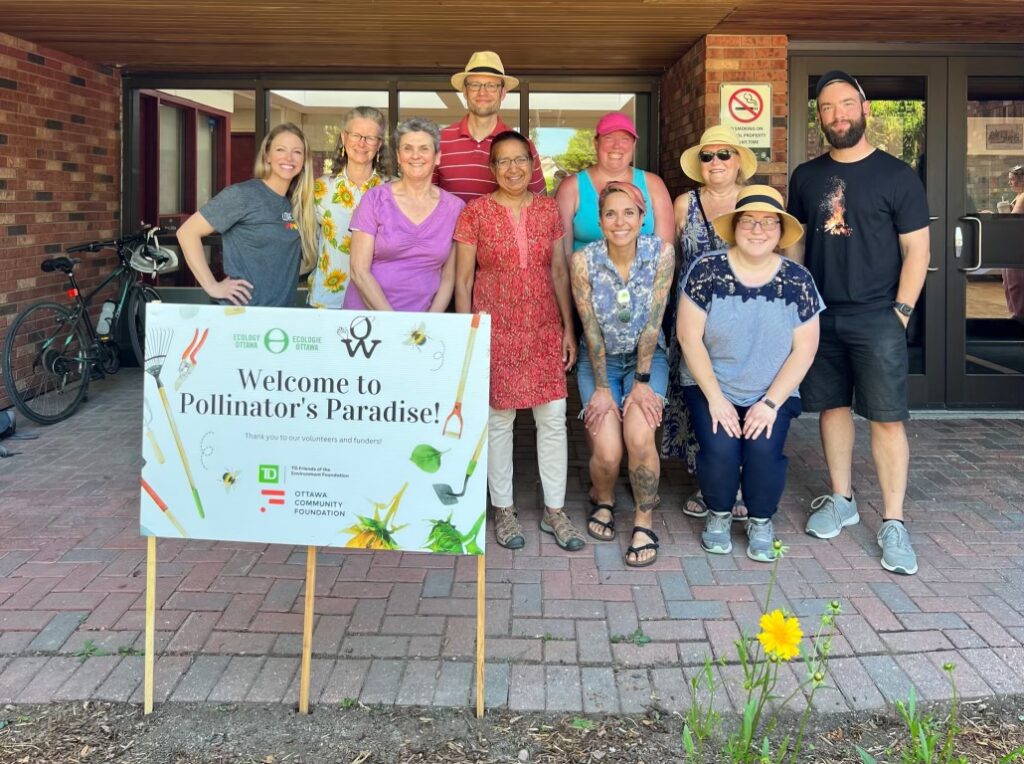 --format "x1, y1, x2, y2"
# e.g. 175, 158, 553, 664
659, 34, 789, 199
0, 32, 121, 409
